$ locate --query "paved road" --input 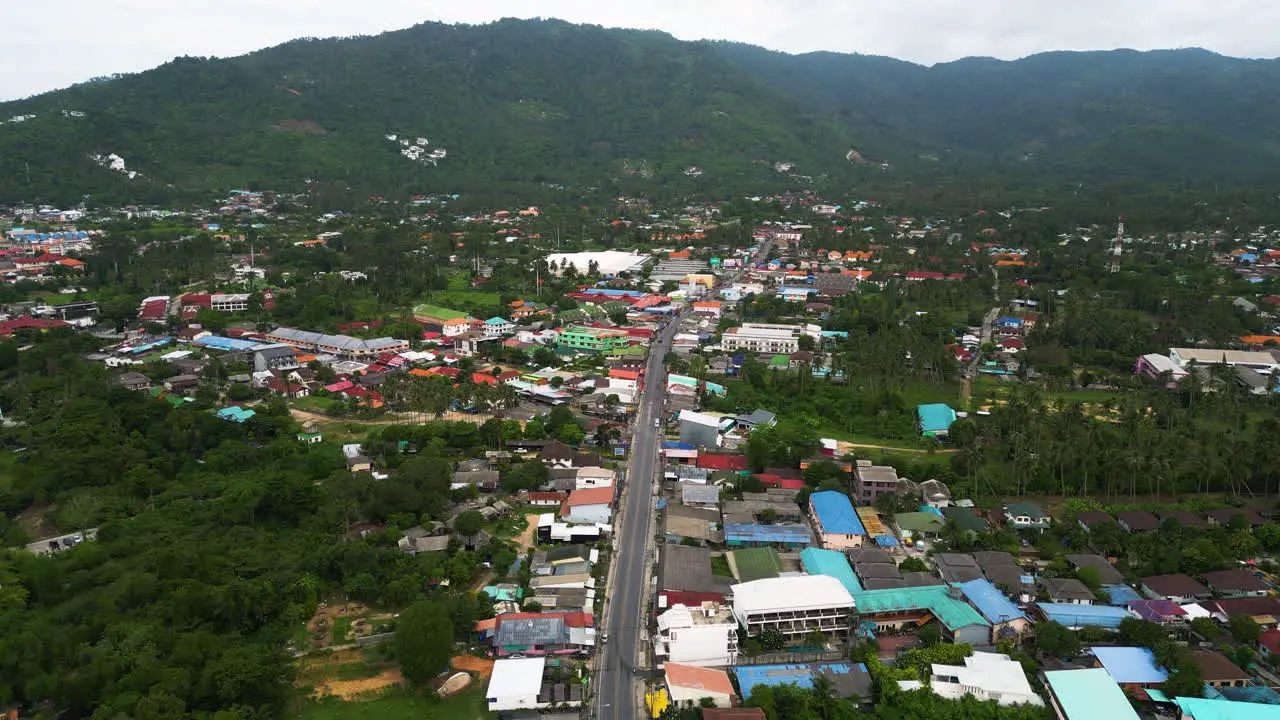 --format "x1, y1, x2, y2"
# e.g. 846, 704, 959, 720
595, 242, 771, 720
596, 312, 678, 720
963, 267, 1002, 400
